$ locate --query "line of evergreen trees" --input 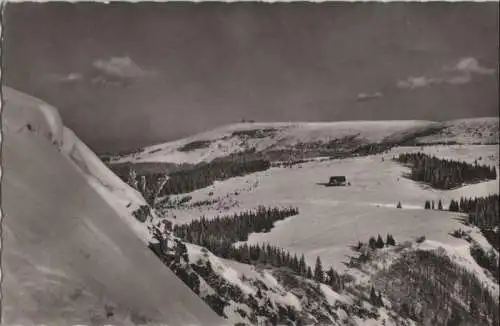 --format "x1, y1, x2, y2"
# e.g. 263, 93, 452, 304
448, 195, 499, 229
173, 206, 344, 291
149, 231, 341, 324
448, 195, 499, 250
395, 153, 496, 189
173, 206, 299, 246
120, 158, 271, 204
228, 243, 344, 292
178, 140, 212, 152
158, 159, 271, 196
357, 234, 396, 250
424, 199, 444, 210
